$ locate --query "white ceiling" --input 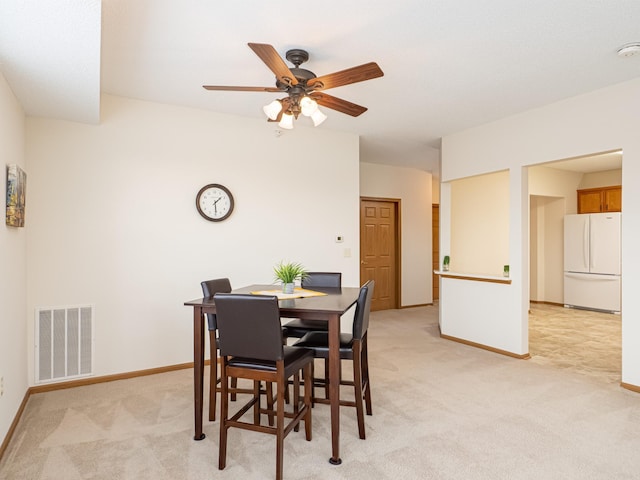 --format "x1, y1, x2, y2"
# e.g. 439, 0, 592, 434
1, 0, 639, 177
543, 150, 622, 173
